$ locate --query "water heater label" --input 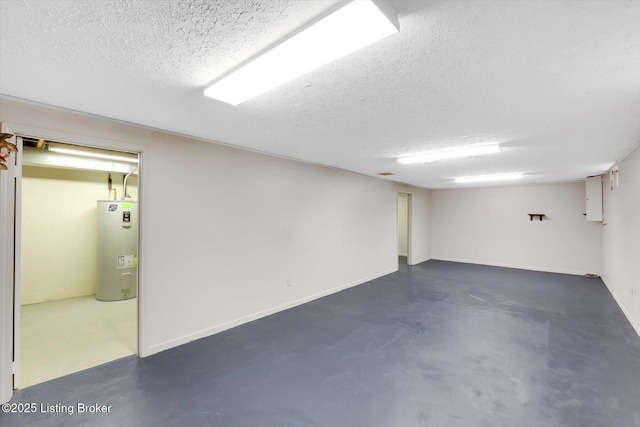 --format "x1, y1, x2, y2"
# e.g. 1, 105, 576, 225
117, 254, 136, 269
108, 204, 118, 212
